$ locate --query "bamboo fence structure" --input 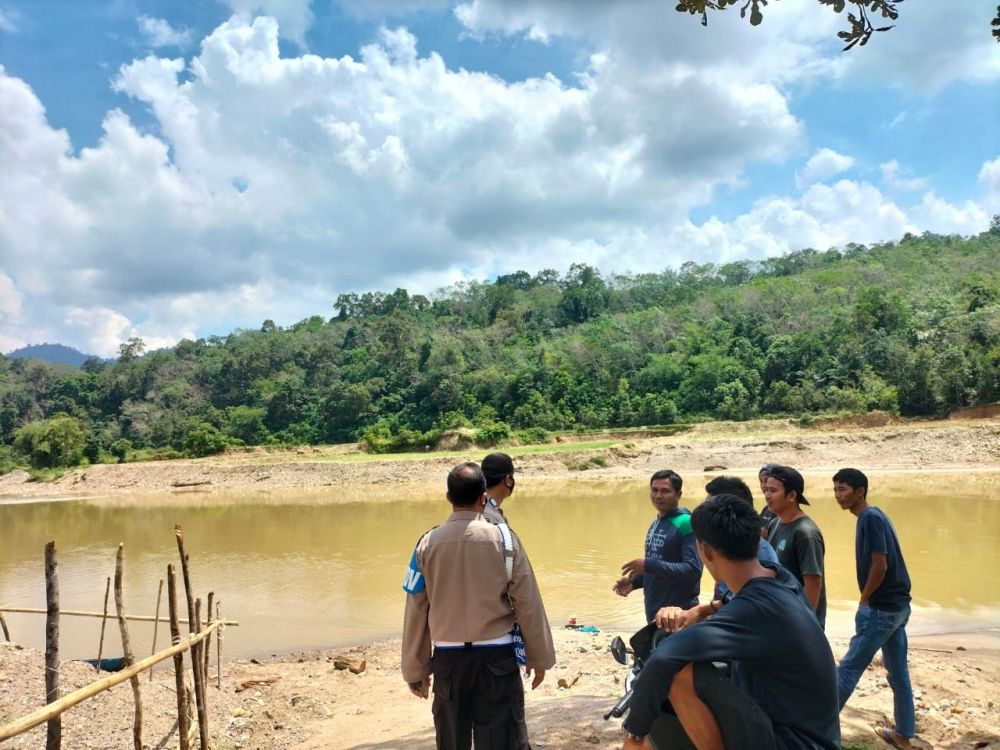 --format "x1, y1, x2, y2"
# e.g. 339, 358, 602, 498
0, 621, 224, 743
0, 525, 238, 750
